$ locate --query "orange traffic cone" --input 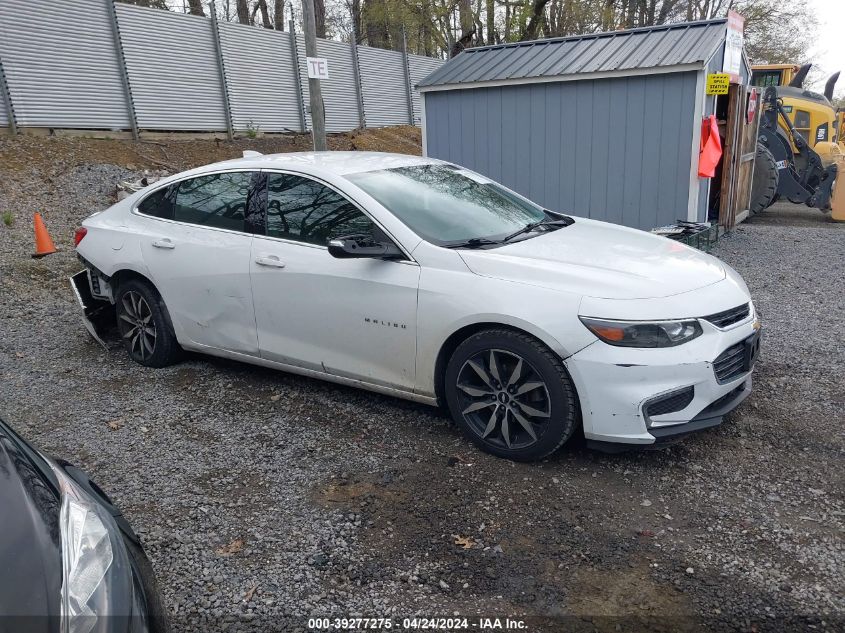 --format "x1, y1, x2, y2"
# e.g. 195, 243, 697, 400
32, 212, 58, 259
